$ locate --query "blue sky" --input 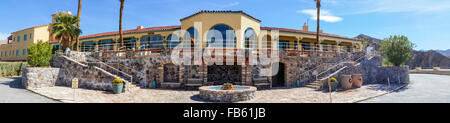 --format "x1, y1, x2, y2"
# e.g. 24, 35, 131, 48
0, 0, 449, 50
